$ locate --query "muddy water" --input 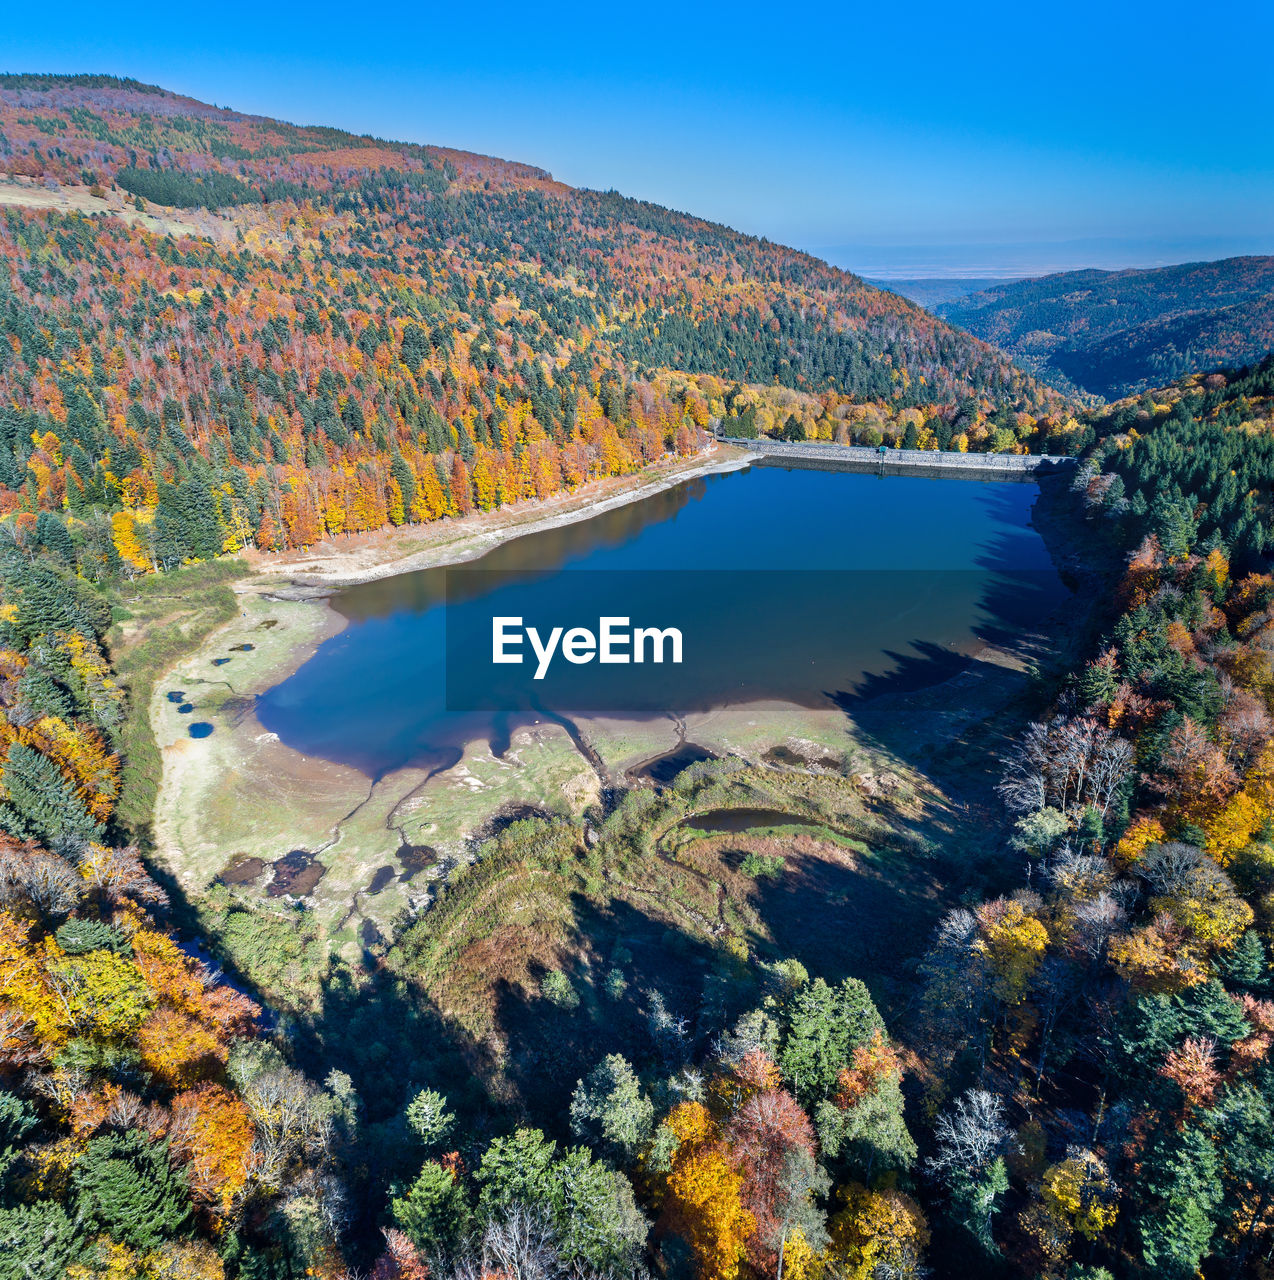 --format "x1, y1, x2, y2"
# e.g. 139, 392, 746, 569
682, 808, 828, 834
266, 849, 326, 897
217, 856, 266, 886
